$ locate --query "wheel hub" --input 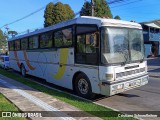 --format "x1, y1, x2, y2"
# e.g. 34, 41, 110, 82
78, 78, 88, 94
